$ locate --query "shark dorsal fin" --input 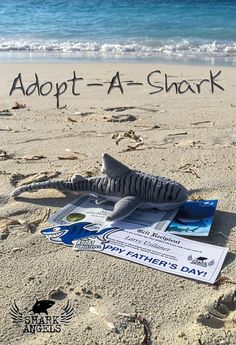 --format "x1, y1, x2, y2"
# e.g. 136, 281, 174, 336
102, 153, 130, 178
71, 174, 87, 183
